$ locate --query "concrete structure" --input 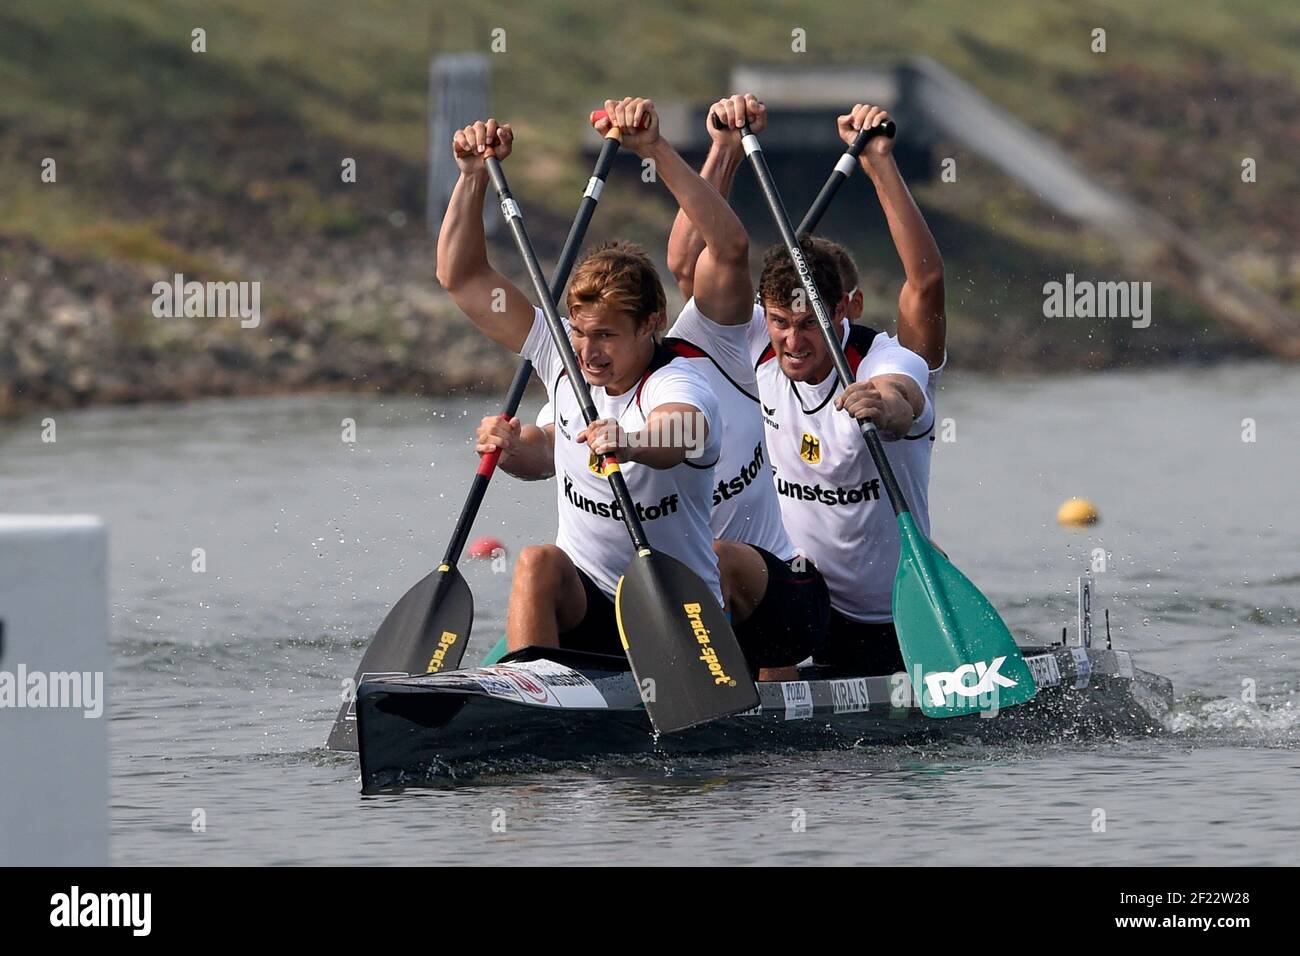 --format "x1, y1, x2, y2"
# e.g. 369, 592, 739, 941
428, 53, 497, 236
0, 515, 109, 865
579, 57, 1300, 357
